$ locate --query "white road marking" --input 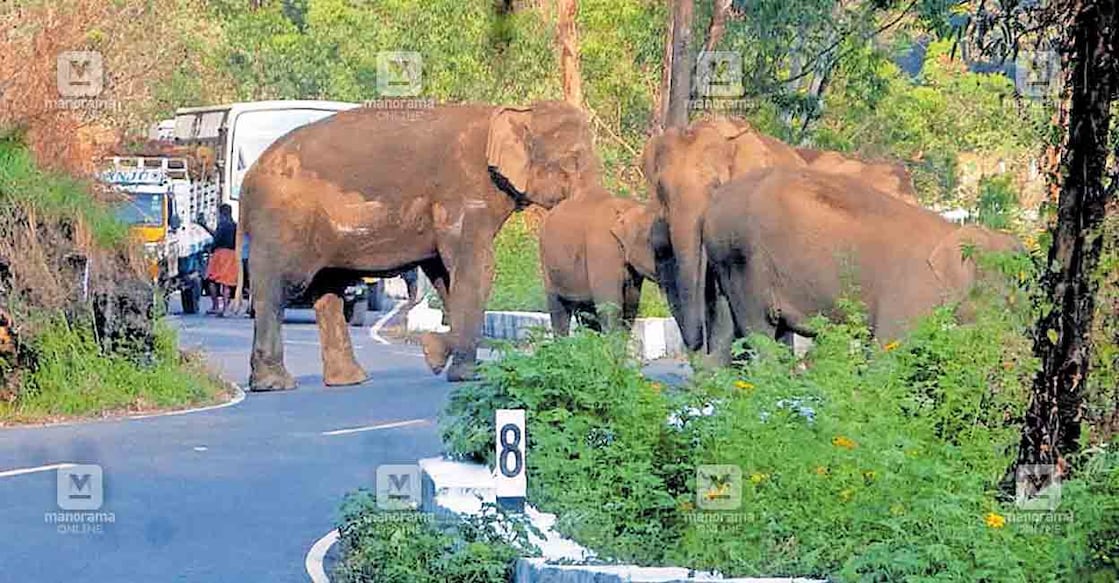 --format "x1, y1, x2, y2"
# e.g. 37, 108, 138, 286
126, 381, 246, 421
0, 462, 76, 479
369, 301, 407, 345
321, 418, 430, 436
305, 528, 339, 583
